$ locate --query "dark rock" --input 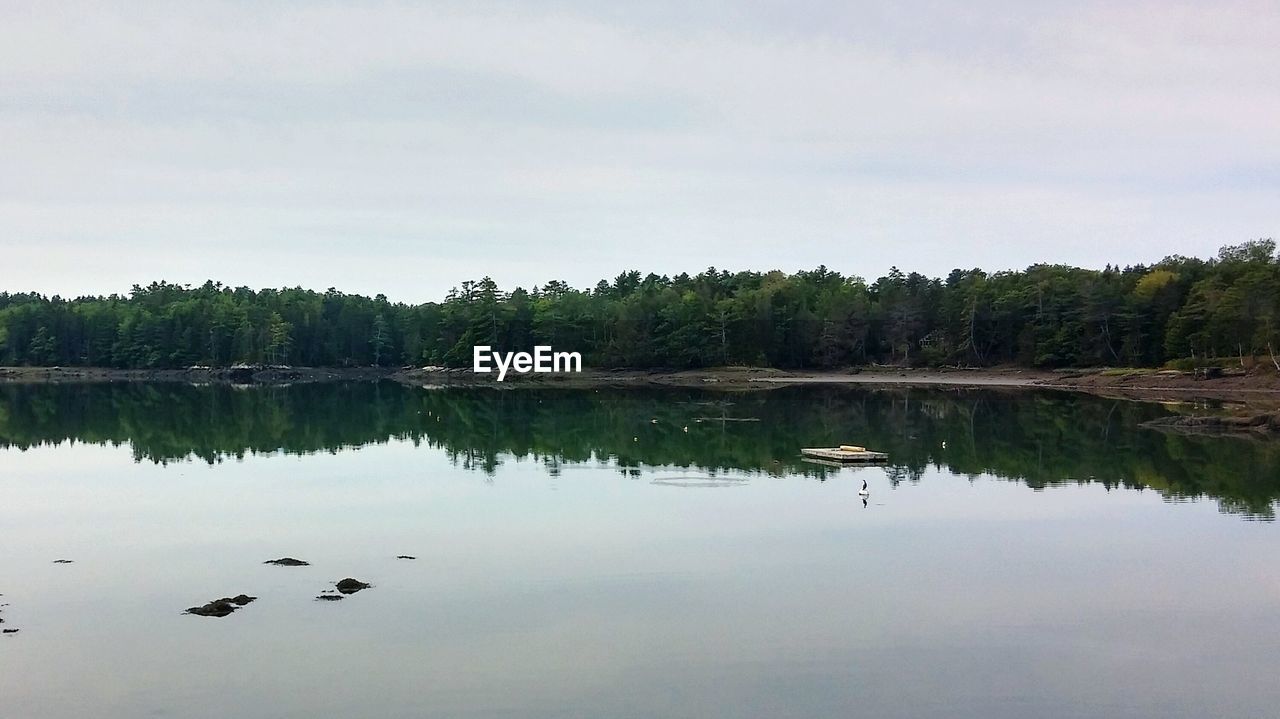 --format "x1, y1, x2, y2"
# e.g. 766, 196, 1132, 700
186, 600, 236, 617
316, 594, 344, 601
335, 578, 371, 594
396, 555, 416, 560
227, 364, 260, 383
264, 557, 310, 566
2, 629, 17, 634
52, 559, 74, 564
185, 594, 256, 617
